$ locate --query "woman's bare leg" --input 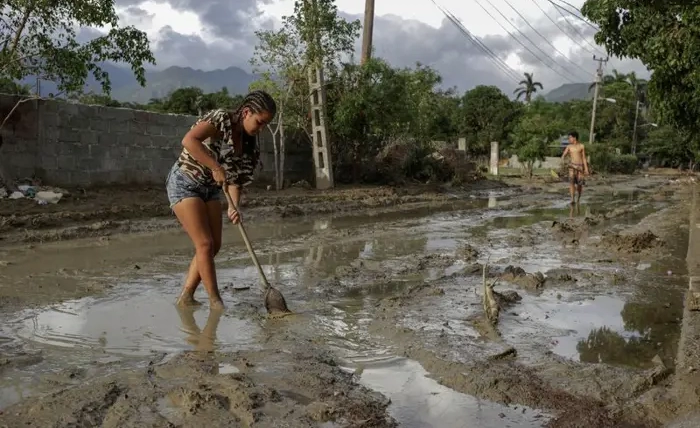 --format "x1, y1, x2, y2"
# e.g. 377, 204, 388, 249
176, 200, 223, 306
173, 197, 224, 309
